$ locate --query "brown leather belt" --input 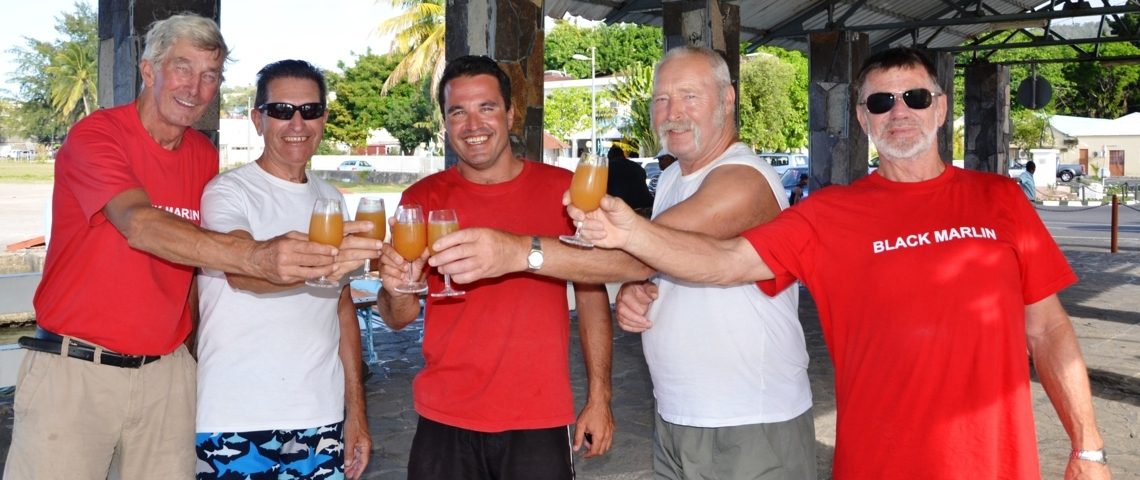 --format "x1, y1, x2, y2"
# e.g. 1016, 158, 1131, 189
17, 327, 161, 369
